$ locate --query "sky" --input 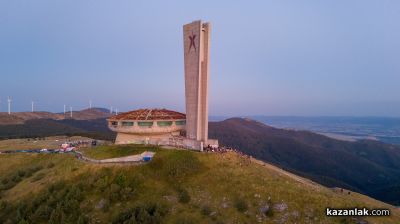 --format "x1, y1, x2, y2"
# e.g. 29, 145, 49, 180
0, 0, 399, 116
